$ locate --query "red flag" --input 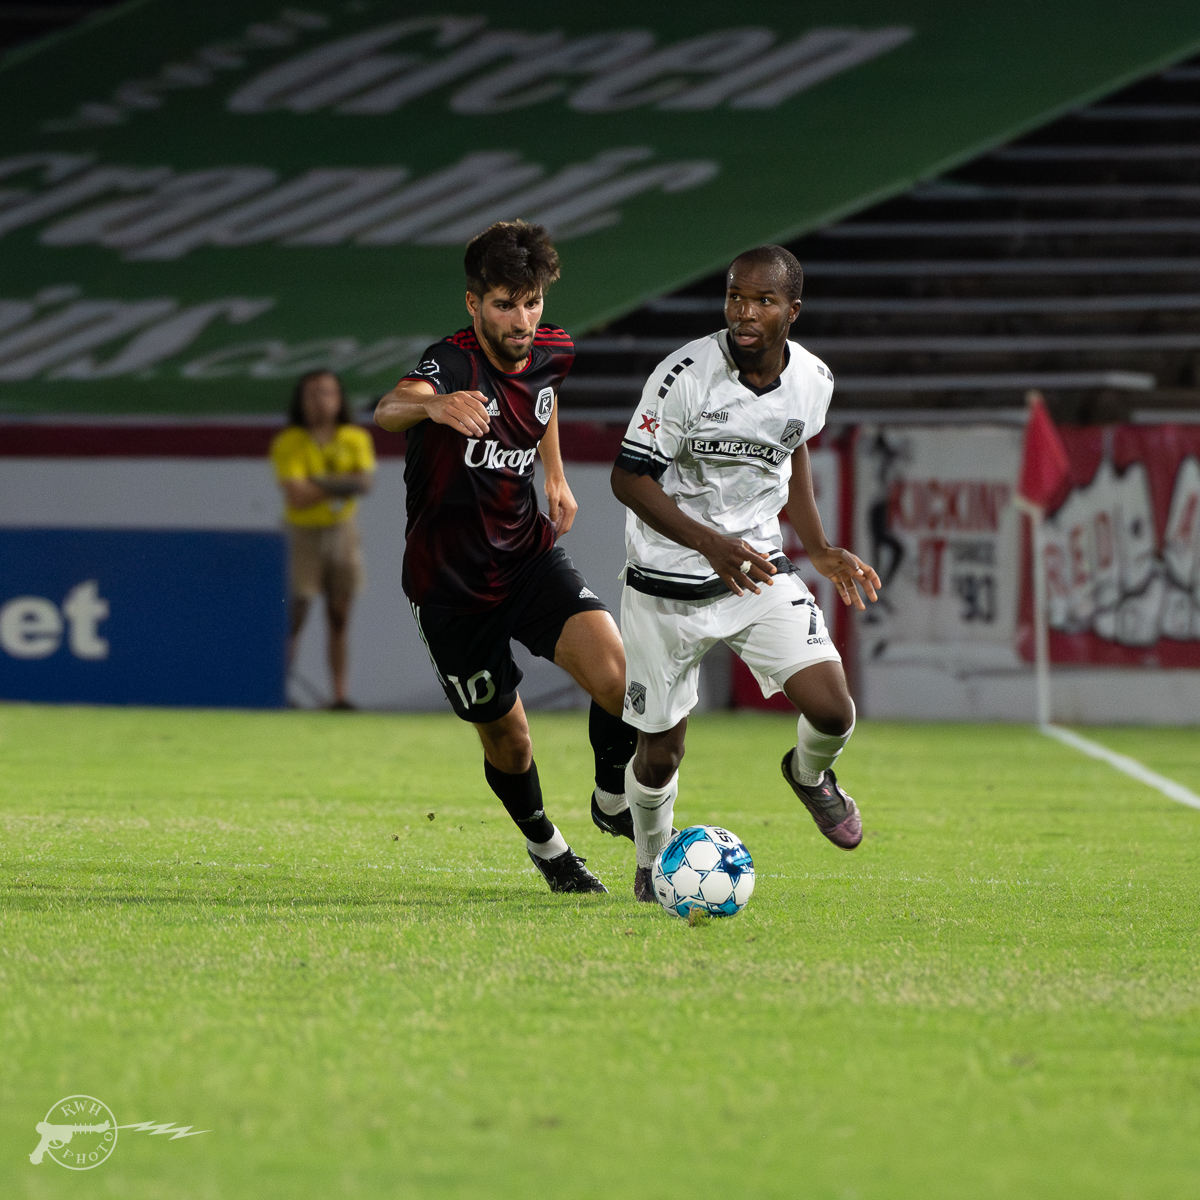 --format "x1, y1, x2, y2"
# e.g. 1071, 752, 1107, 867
1018, 392, 1071, 512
